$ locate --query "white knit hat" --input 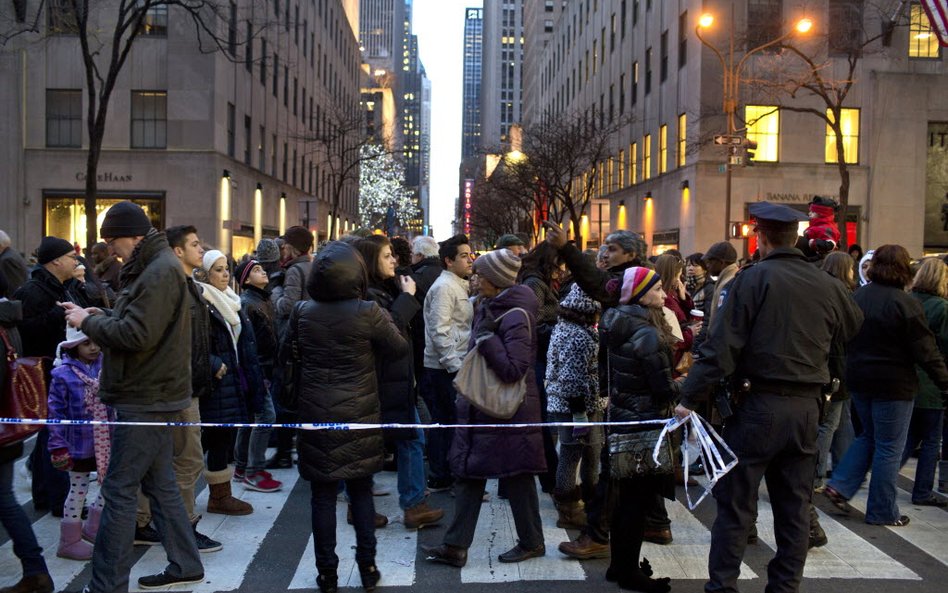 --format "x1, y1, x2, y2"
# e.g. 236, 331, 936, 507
202, 249, 227, 272
54, 325, 89, 367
